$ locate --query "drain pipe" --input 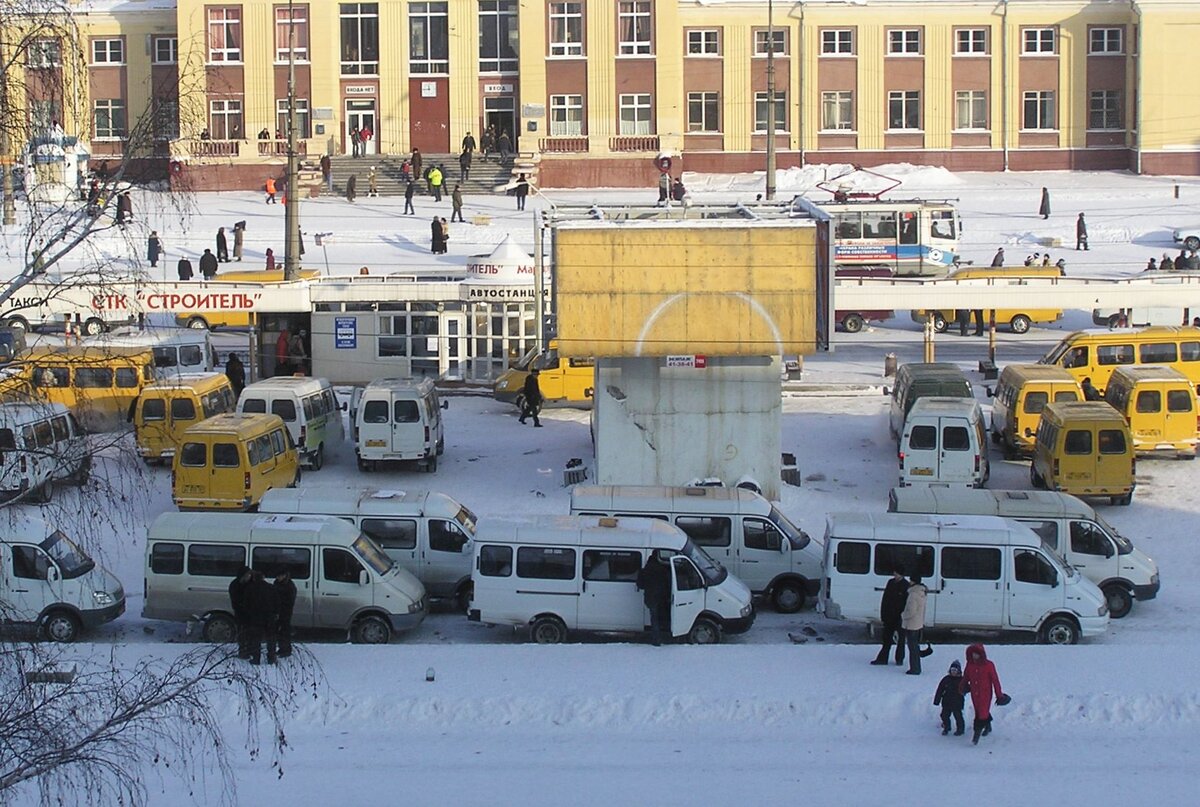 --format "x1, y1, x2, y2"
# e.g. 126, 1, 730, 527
1001, 0, 1010, 172
1132, 0, 1143, 174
